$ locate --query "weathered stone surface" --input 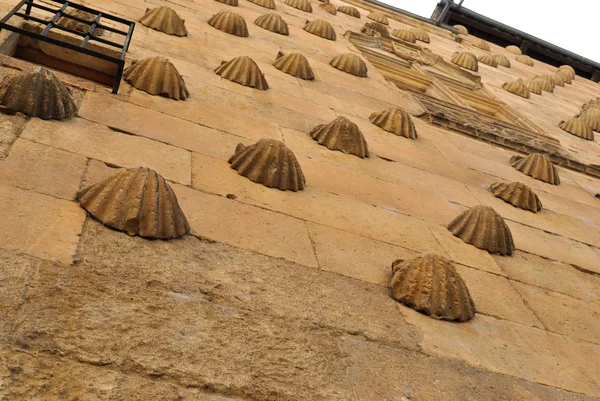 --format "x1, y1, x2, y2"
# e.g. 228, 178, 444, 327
255, 13, 289, 35
78, 167, 190, 239
208, 11, 249, 37
139, 6, 187, 36
309, 116, 369, 158
303, 19, 336, 40
123, 57, 189, 100
0, 183, 85, 264
510, 153, 560, 185
490, 181, 542, 212
273, 52, 314, 79
215, 56, 269, 90
369, 107, 417, 138
57, 9, 104, 36
228, 138, 305, 191
451, 52, 478, 71
0, 67, 75, 120
0, 112, 27, 159
329, 53, 368, 77
447, 205, 515, 255
390, 254, 476, 322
